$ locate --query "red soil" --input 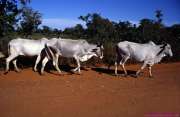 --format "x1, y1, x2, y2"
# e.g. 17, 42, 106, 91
0, 62, 180, 117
